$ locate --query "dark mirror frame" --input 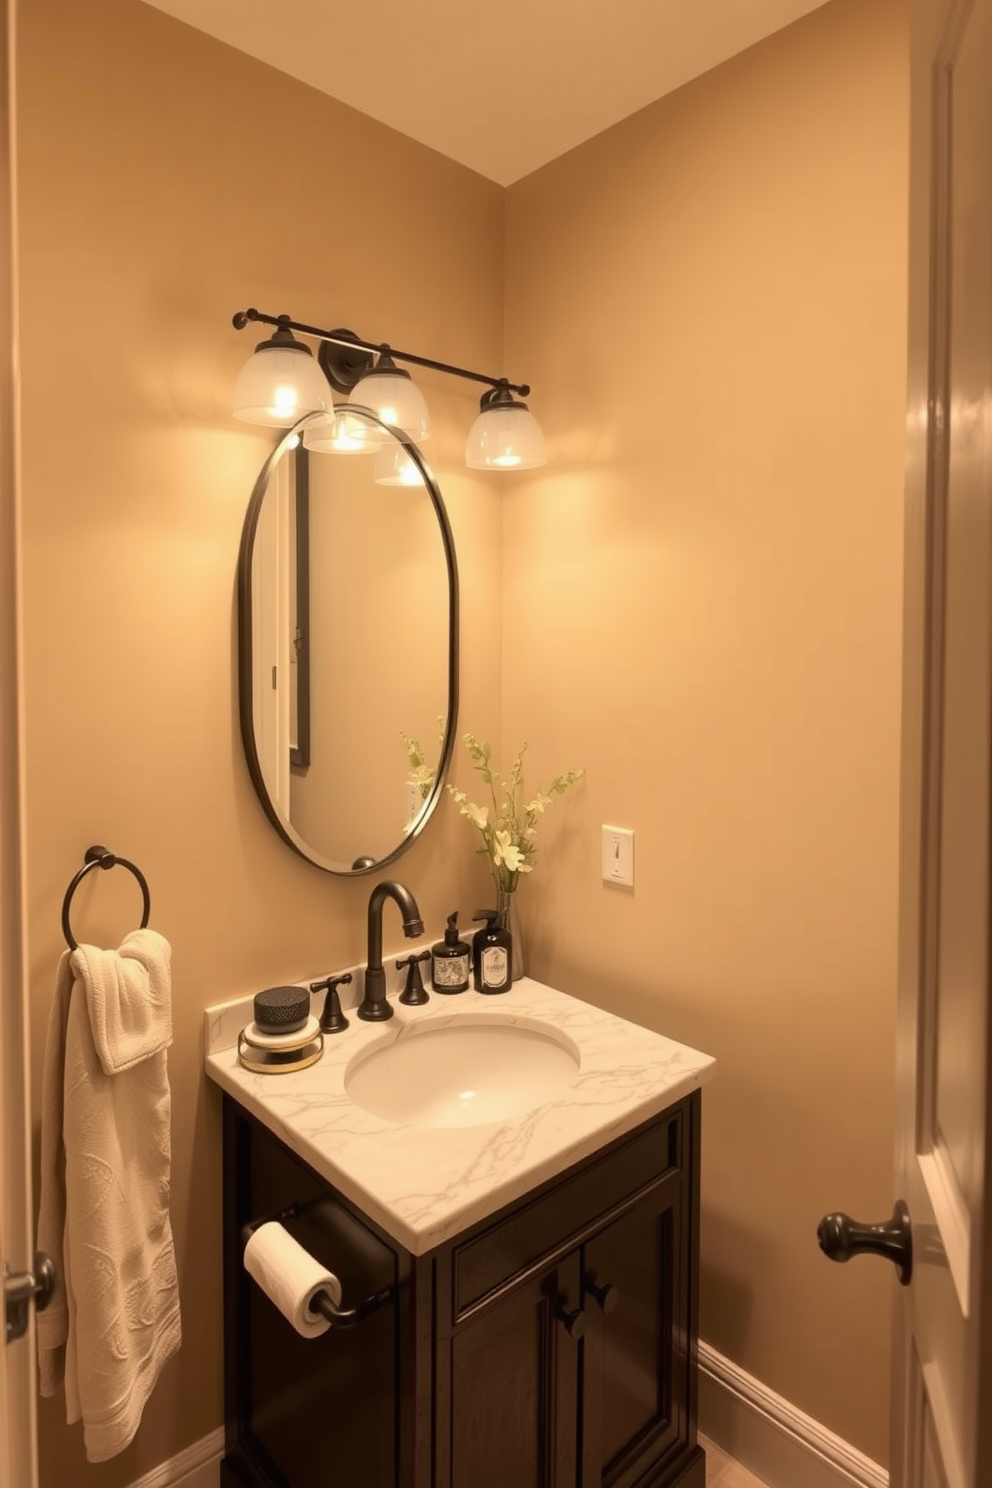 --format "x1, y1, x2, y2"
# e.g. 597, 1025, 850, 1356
237, 409, 460, 875
290, 448, 310, 769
